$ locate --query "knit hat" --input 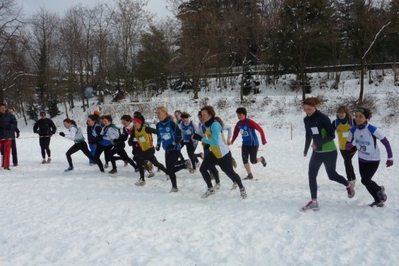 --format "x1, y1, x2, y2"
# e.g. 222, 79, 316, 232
93, 109, 101, 116
355, 107, 372, 119
39, 111, 46, 116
